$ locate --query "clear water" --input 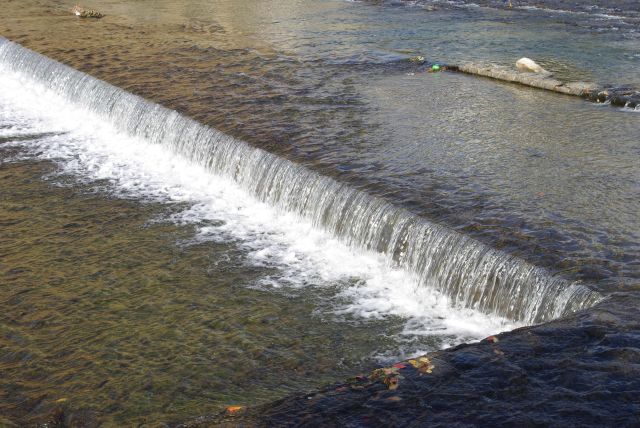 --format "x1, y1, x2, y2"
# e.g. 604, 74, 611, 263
0, 46, 518, 425
0, 0, 638, 424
